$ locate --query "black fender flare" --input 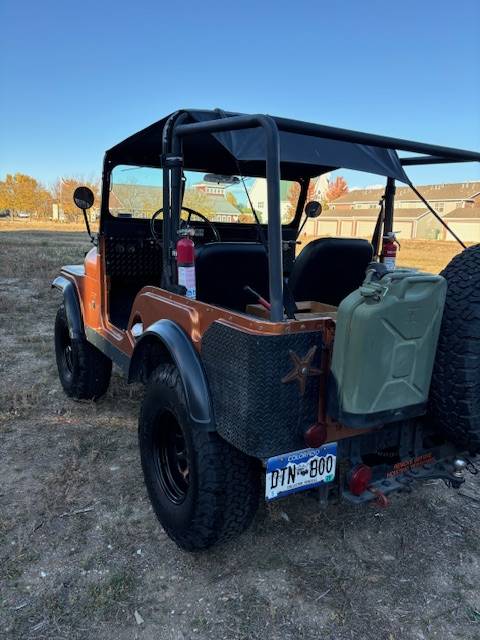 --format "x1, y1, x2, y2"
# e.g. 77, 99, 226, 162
129, 320, 215, 431
52, 276, 84, 340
